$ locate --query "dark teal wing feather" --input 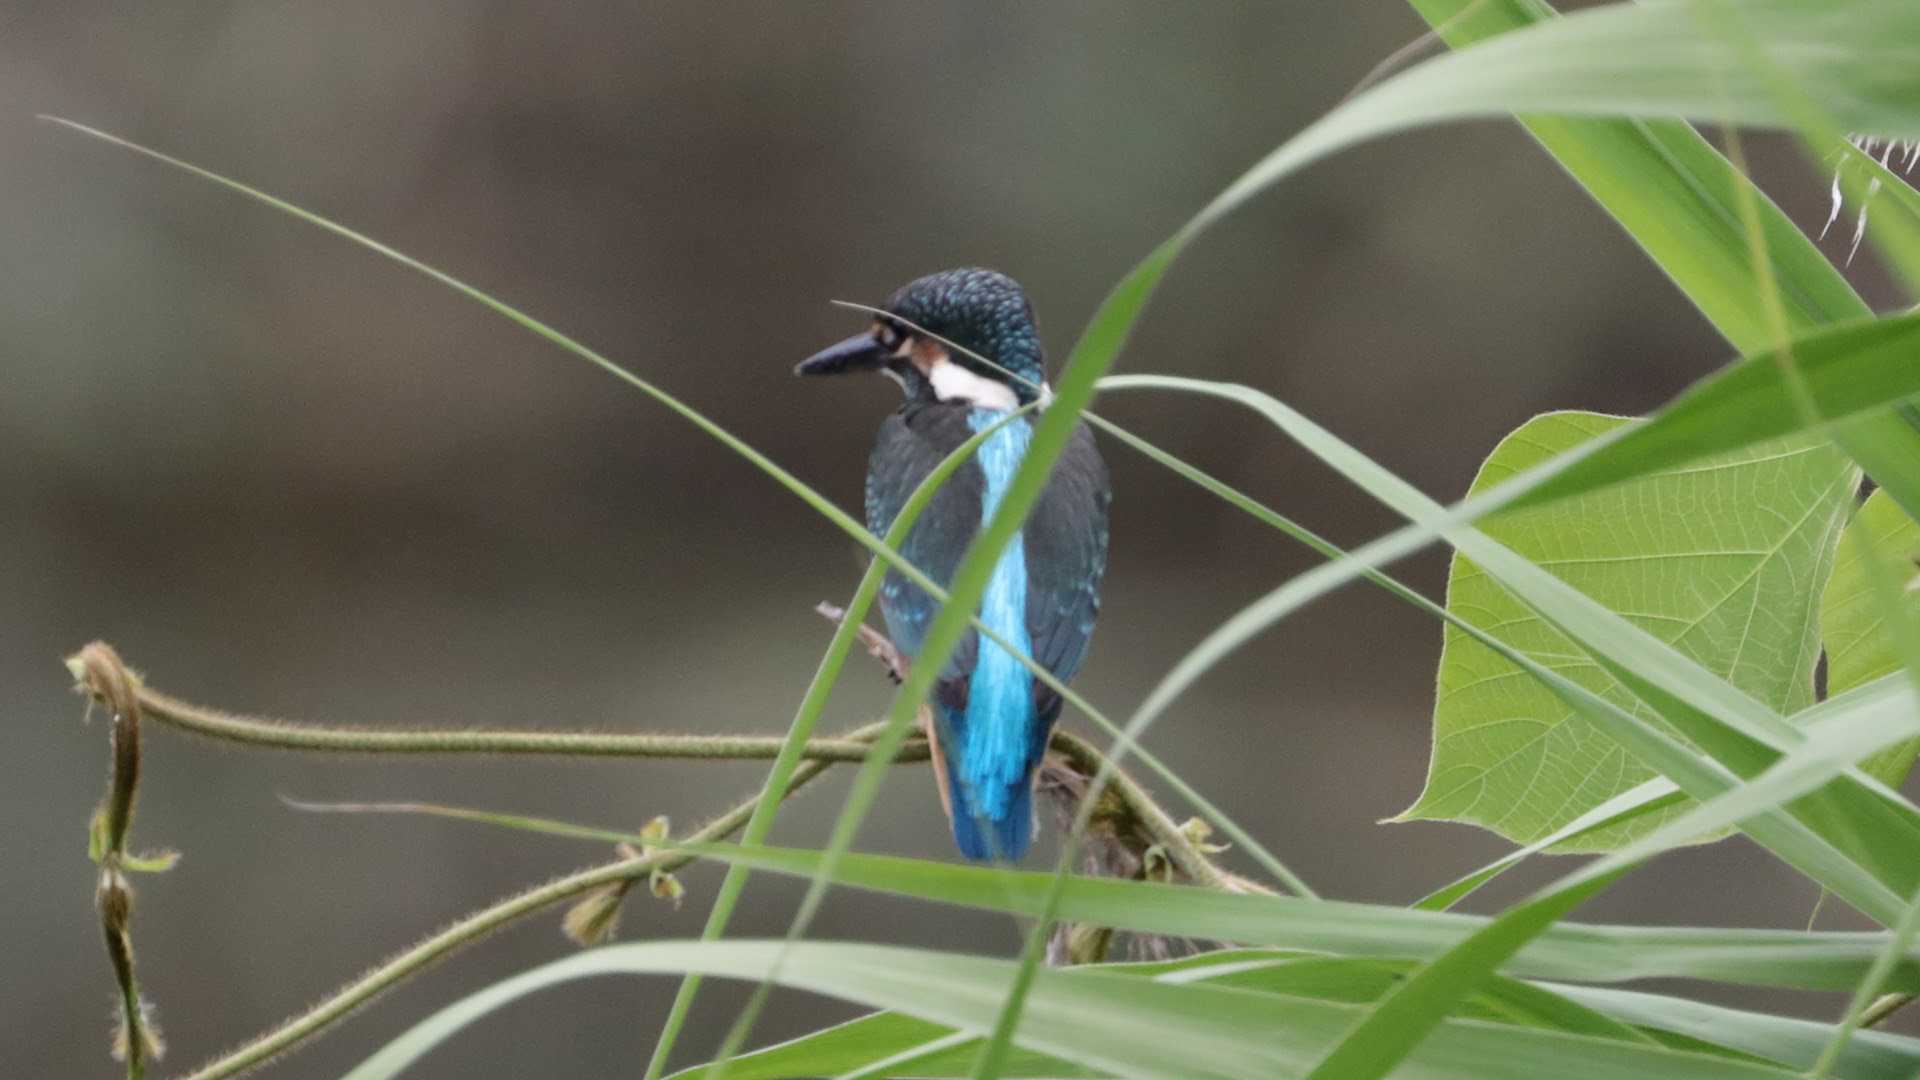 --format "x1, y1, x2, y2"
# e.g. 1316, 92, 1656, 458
866, 403, 984, 680
1022, 421, 1110, 693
